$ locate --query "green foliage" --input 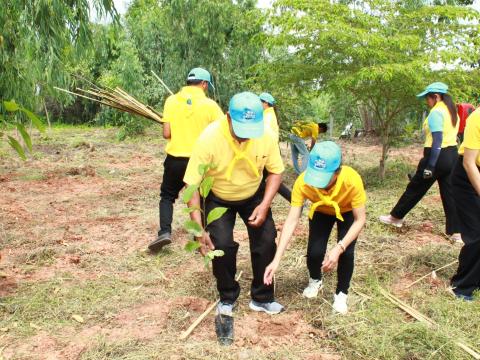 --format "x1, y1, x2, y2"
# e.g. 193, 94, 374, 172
1, 100, 45, 159
182, 162, 227, 267
259, 0, 480, 177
